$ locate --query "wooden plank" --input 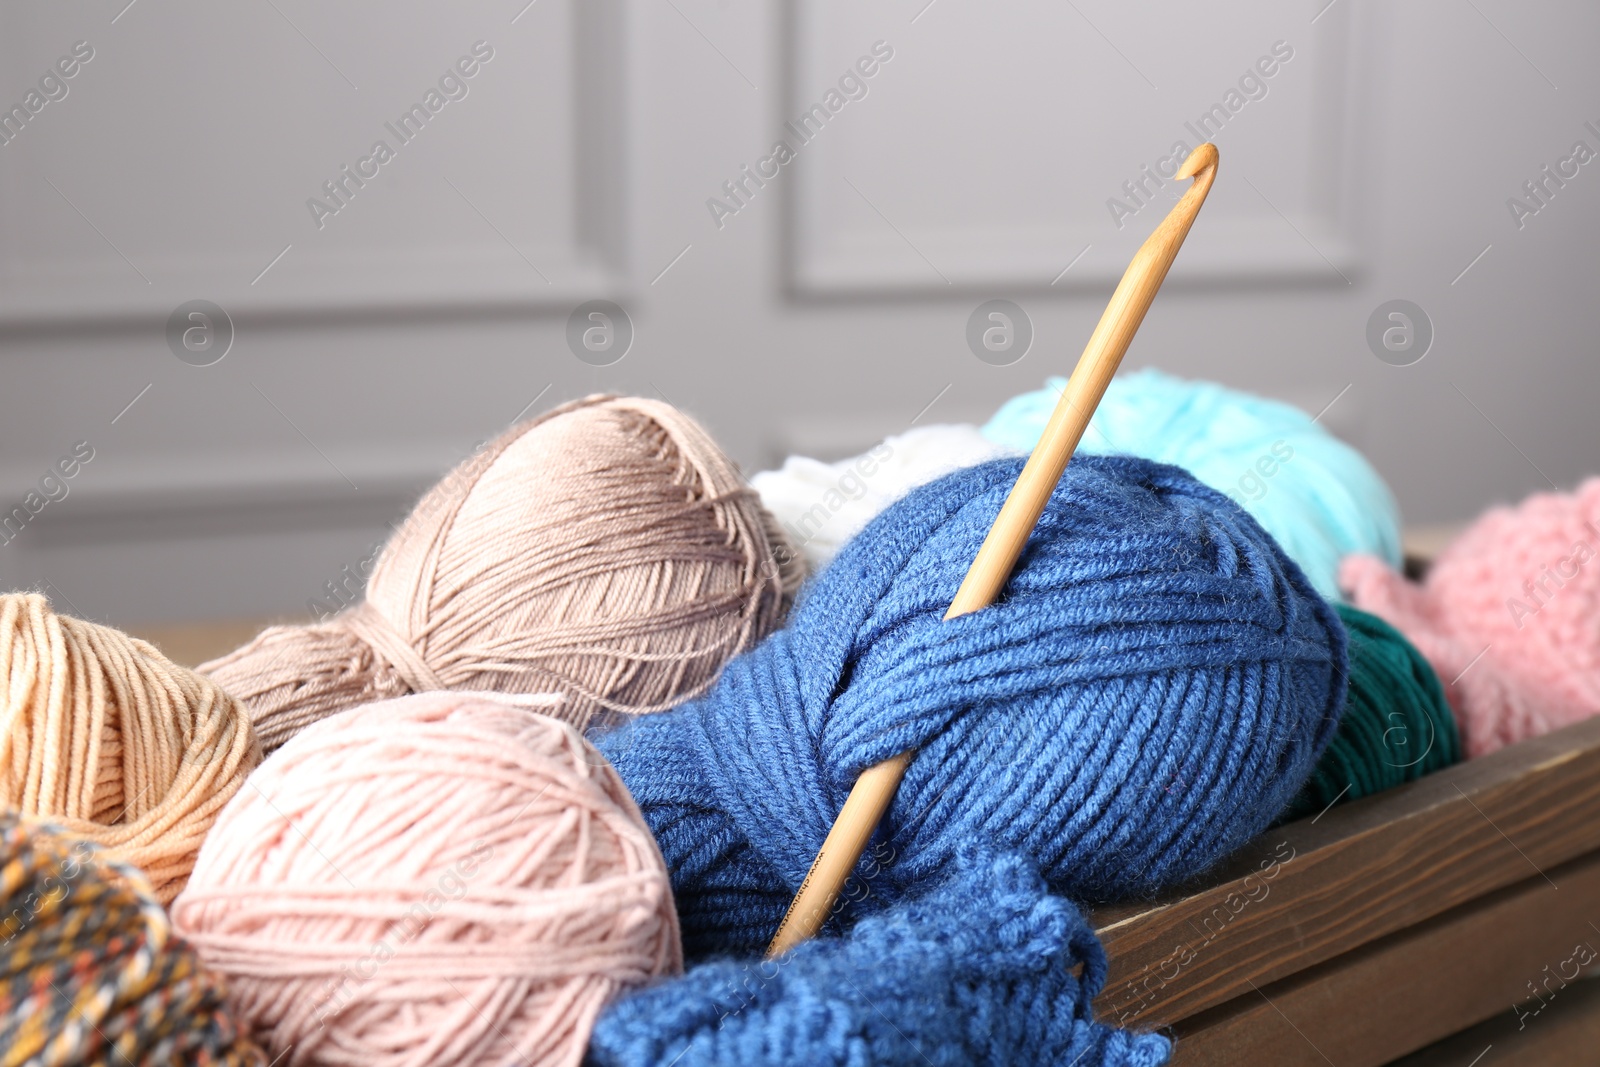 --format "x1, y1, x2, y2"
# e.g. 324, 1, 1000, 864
1092, 714, 1600, 1028
1390, 969, 1600, 1067
1165, 850, 1600, 1066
